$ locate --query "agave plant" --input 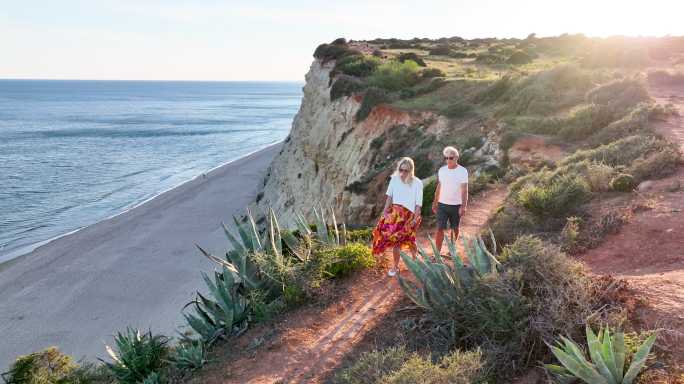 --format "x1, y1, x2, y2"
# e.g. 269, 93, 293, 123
102, 328, 168, 384
397, 232, 500, 315
546, 325, 658, 384
181, 266, 248, 344
170, 341, 208, 371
